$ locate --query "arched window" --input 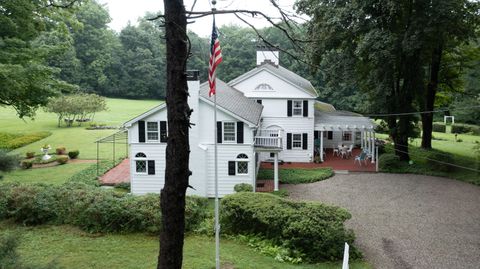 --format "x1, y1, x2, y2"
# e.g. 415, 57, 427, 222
254, 83, 273, 91
134, 152, 147, 173
236, 153, 248, 174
